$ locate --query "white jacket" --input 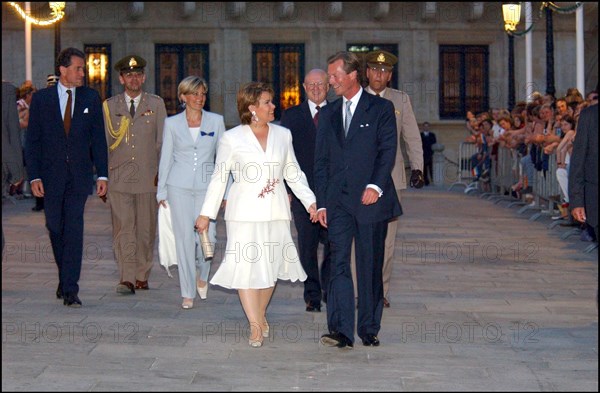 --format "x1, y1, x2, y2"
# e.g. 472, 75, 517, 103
201, 123, 315, 221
